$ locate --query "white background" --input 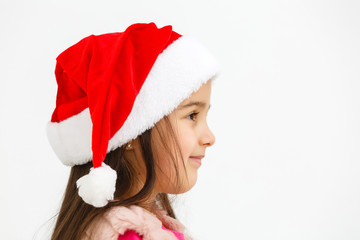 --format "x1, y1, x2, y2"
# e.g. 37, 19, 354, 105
1, 0, 359, 239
